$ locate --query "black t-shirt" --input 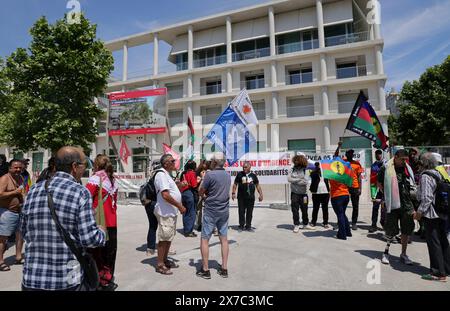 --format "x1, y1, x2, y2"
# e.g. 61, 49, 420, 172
234, 171, 259, 200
